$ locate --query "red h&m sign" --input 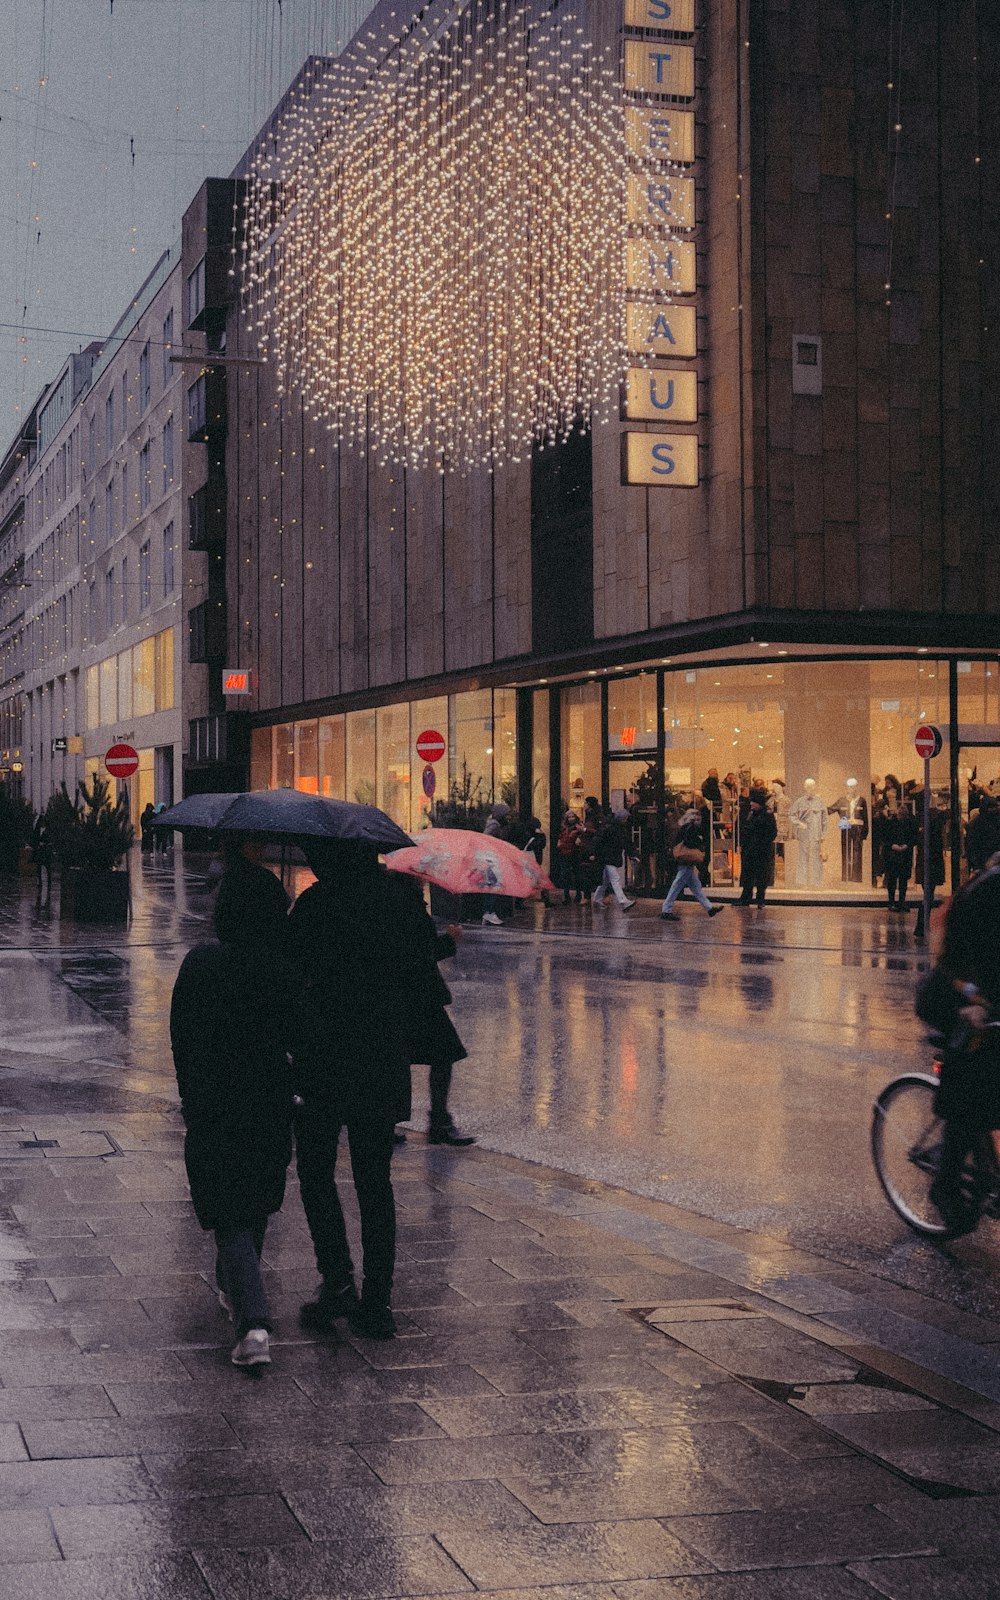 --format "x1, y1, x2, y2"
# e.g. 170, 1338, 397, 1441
222, 668, 252, 695
620, 726, 637, 748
